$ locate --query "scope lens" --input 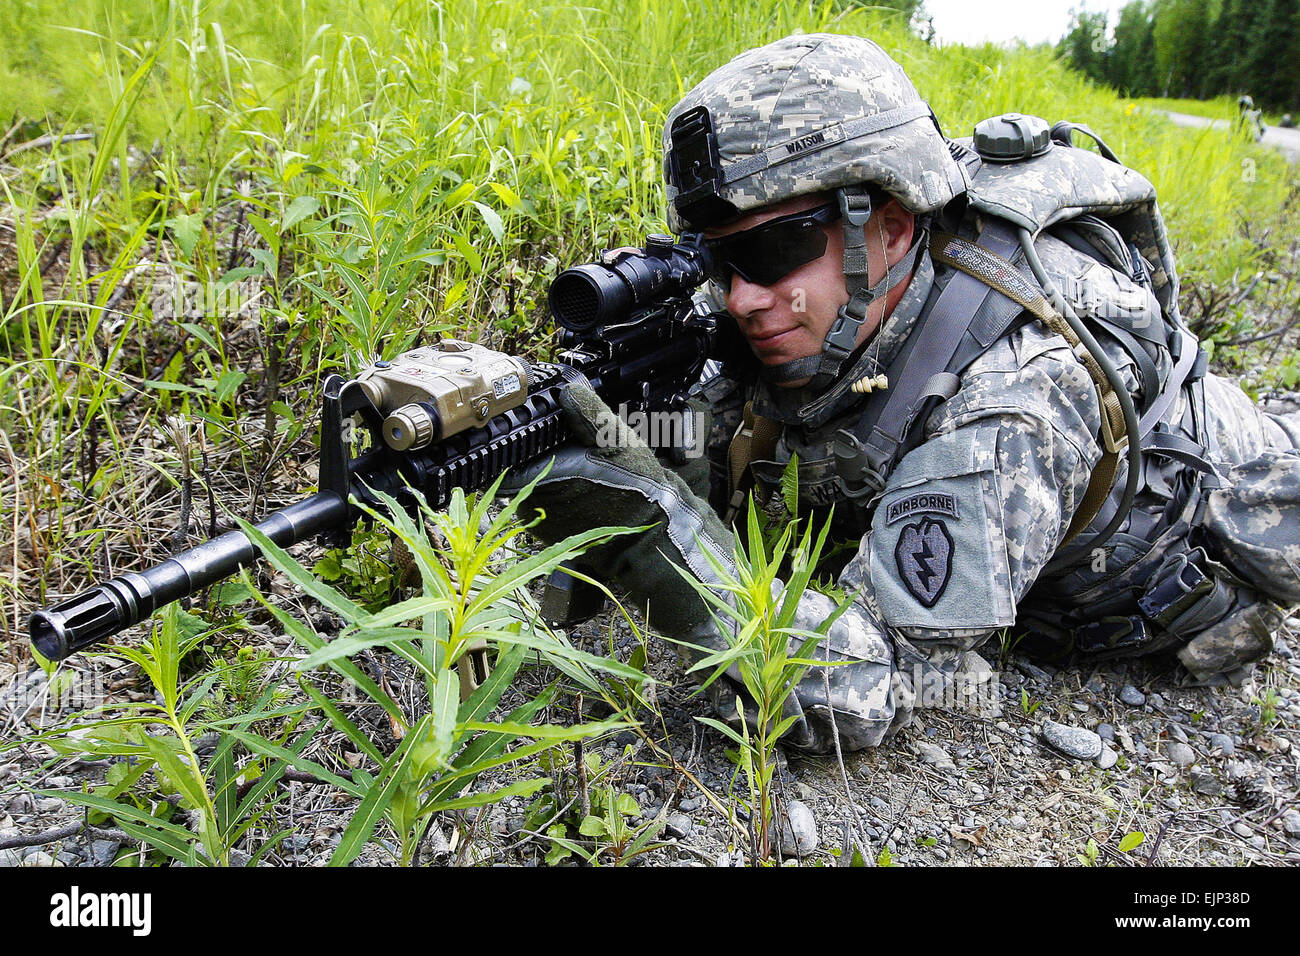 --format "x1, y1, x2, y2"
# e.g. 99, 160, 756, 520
550, 264, 632, 333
